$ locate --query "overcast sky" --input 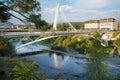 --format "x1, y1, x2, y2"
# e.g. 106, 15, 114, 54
10, 0, 120, 24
